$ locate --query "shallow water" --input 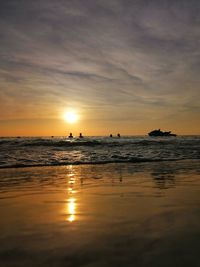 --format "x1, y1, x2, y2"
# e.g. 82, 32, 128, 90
0, 161, 200, 266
